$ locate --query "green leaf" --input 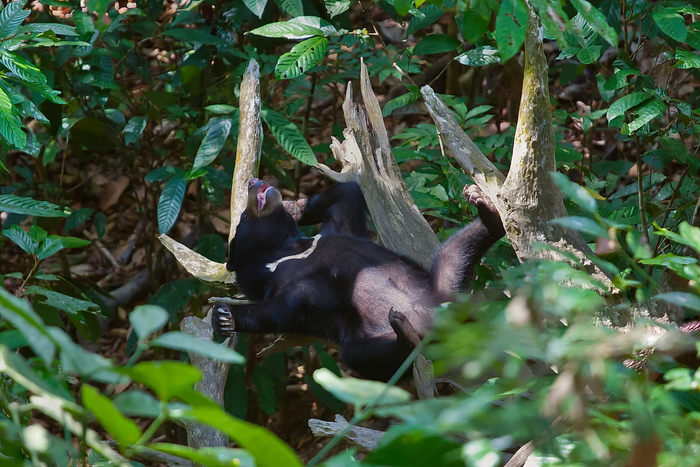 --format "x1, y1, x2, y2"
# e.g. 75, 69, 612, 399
551, 216, 608, 238
3, 225, 37, 255
261, 109, 317, 165
123, 116, 147, 145
123, 361, 202, 400
324, 0, 351, 17
382, 85, 420, 117
576, 45, 601, 64
653, 7, 687, 43
570, 0, 617, 47
169, 406, 303, 467
24, 286, 98, 316
64, 208, 94, 233
205, 104, 237, 115
275, 36, 327, 80
462, 0, 490, 44
414, 34, 461, 55
0, 194, 67, 217
680, 222, 700, 254
93, 212, 107, 239
0, 50, 46, 84
19, 23, 77, 36
82, 385, 142, 446
495, 0, 527, 62
0, 289, 56, 366
627, 98, 665, 133
394, 0, 411, 16
248, 17, 325, 39
243, 0, 268, 18
604, 68, 639, 90
149, 332, 245, 364
675, 49, 700, 69
113, 390, 161, 418
654, 292, 700, 312
406, 4, 445, 36
145, 166, 179, 183
161, 27, 226, 45
313, 368, 411, 406
129, 305, 169, 341
37, 235, 91, 260
275, 0, 303, 16
194, 117, 232, 170
550, 171, 597, 213
606, 92, 651, 121
148, 444, 255, 467
157, 173, 186, 234
0, 83, 25, 148
0, 1, 30, 39
456, 46, 500, 66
